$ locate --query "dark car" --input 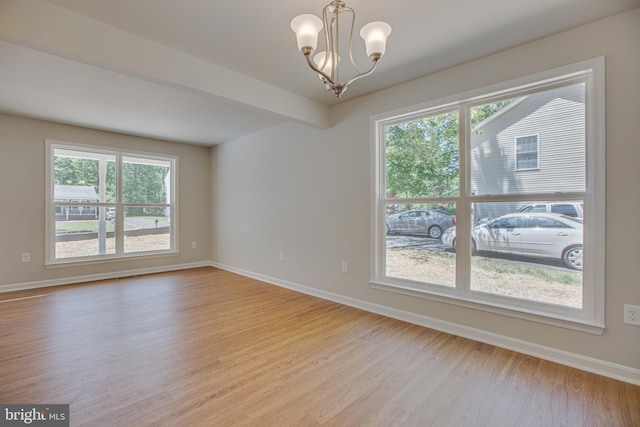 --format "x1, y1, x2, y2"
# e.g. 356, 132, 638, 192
386, 209, 456, 239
